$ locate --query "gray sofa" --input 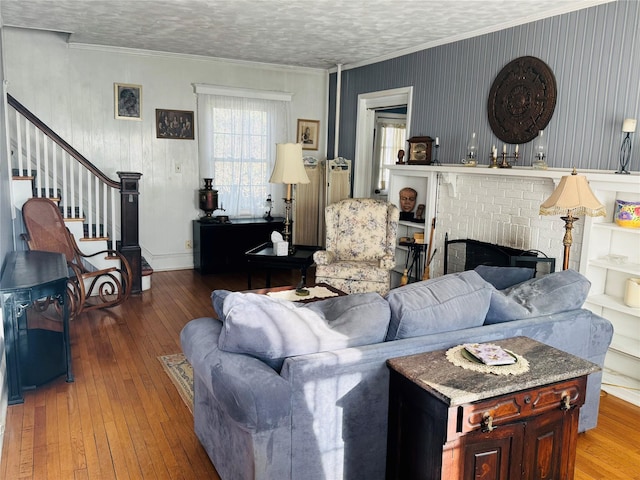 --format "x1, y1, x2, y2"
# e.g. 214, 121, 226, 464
181, 269, 613, 480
